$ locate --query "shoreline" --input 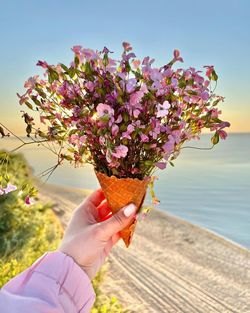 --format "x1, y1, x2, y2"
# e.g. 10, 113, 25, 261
161, 210, 249, 253
37, 181, 250, 313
